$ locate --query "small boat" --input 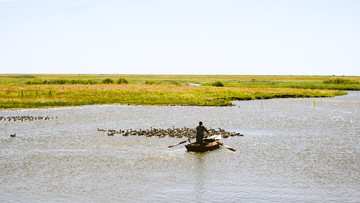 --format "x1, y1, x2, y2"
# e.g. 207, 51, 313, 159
185, 134, 222, 152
